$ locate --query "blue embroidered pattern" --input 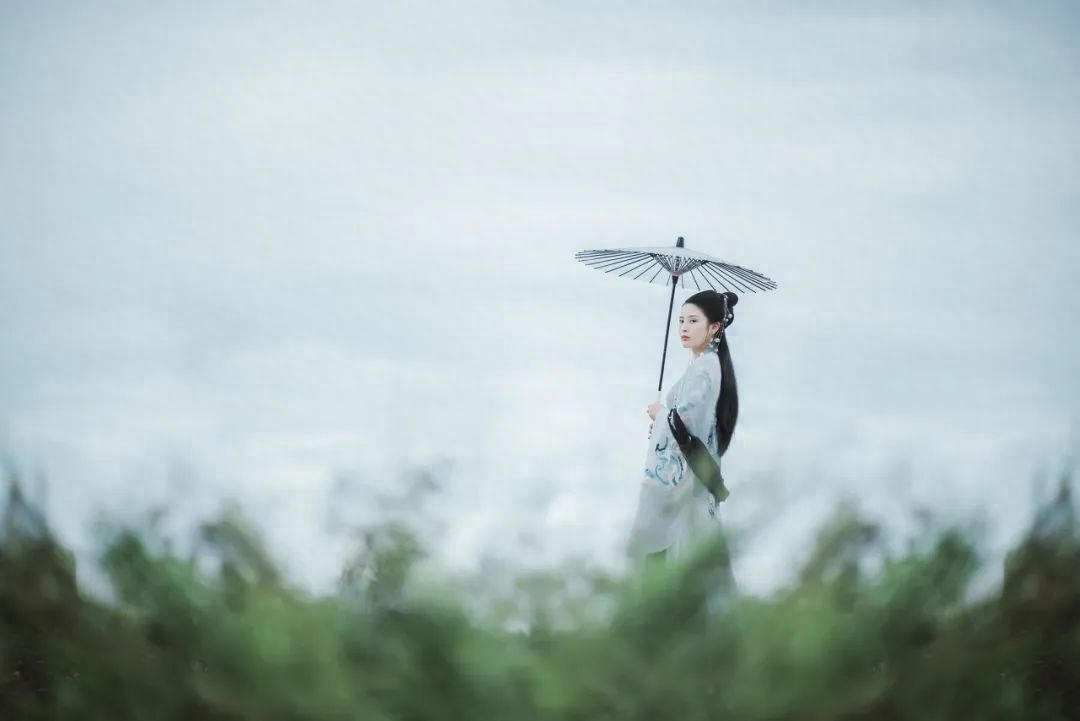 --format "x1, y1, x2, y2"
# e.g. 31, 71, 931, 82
646, 437, 685, 487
